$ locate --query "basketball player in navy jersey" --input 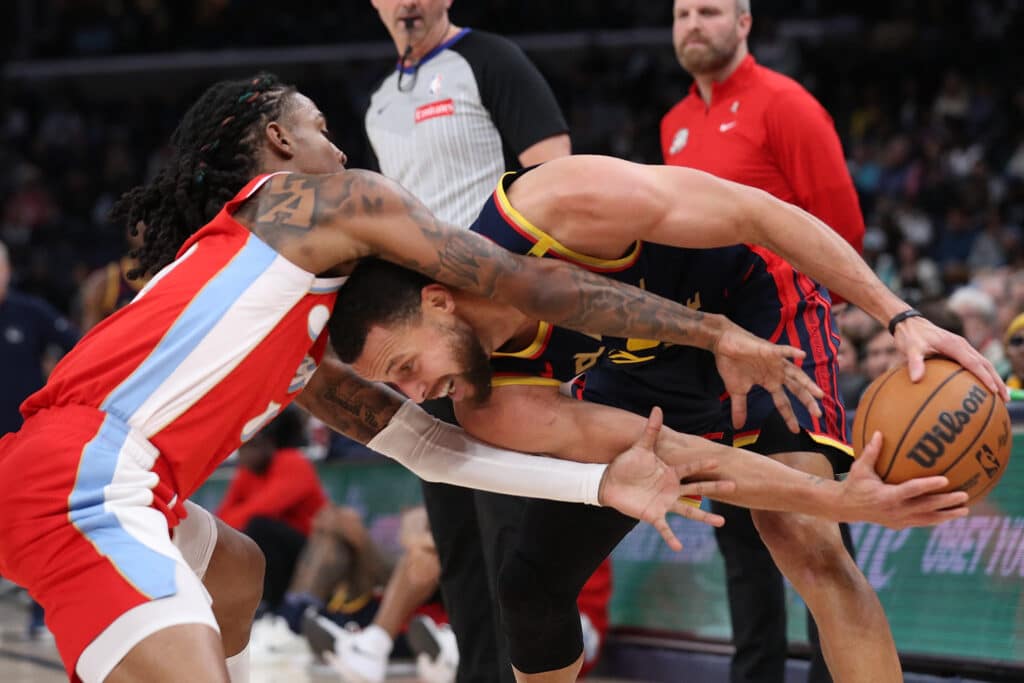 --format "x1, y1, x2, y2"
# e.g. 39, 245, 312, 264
327, 155, 1001, 683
